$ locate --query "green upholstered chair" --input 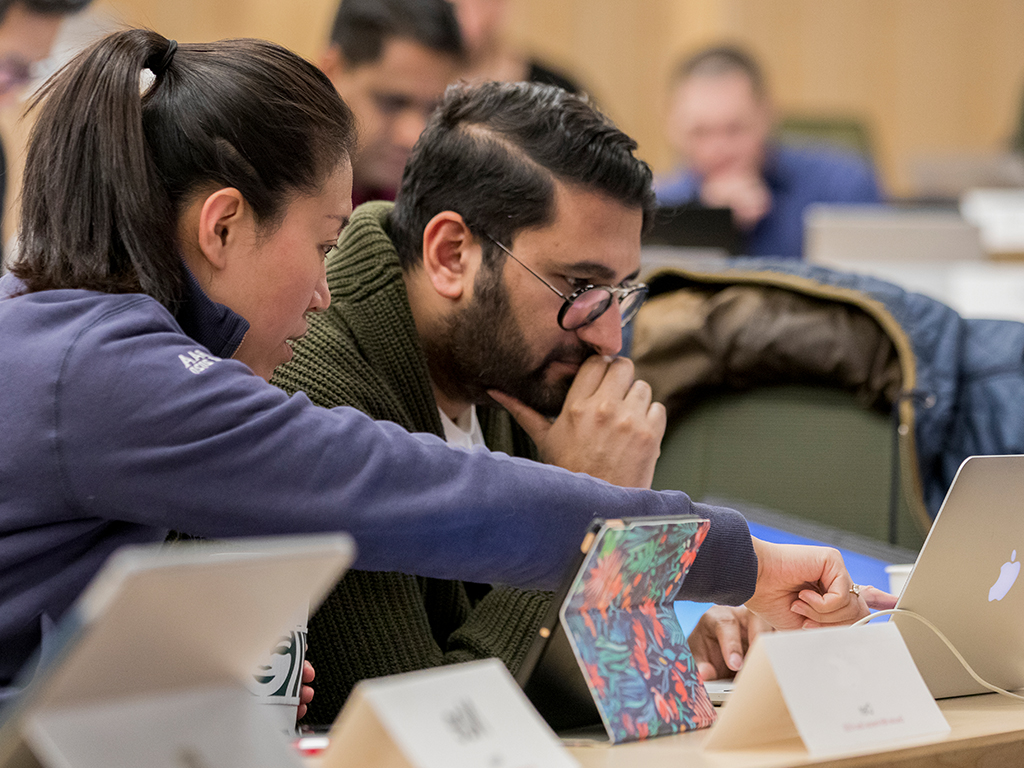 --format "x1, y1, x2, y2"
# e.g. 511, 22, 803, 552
651, 384, 926, 551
